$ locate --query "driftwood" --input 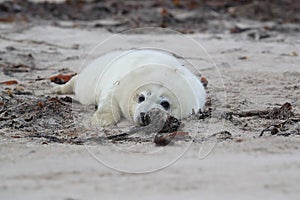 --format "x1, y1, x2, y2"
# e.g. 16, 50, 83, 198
225, 102, 294, 120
